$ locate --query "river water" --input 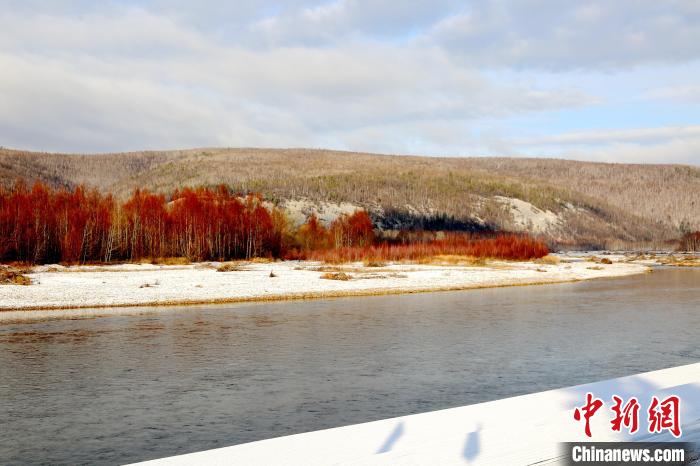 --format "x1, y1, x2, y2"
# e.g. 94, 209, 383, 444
1, 268, 698, 465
